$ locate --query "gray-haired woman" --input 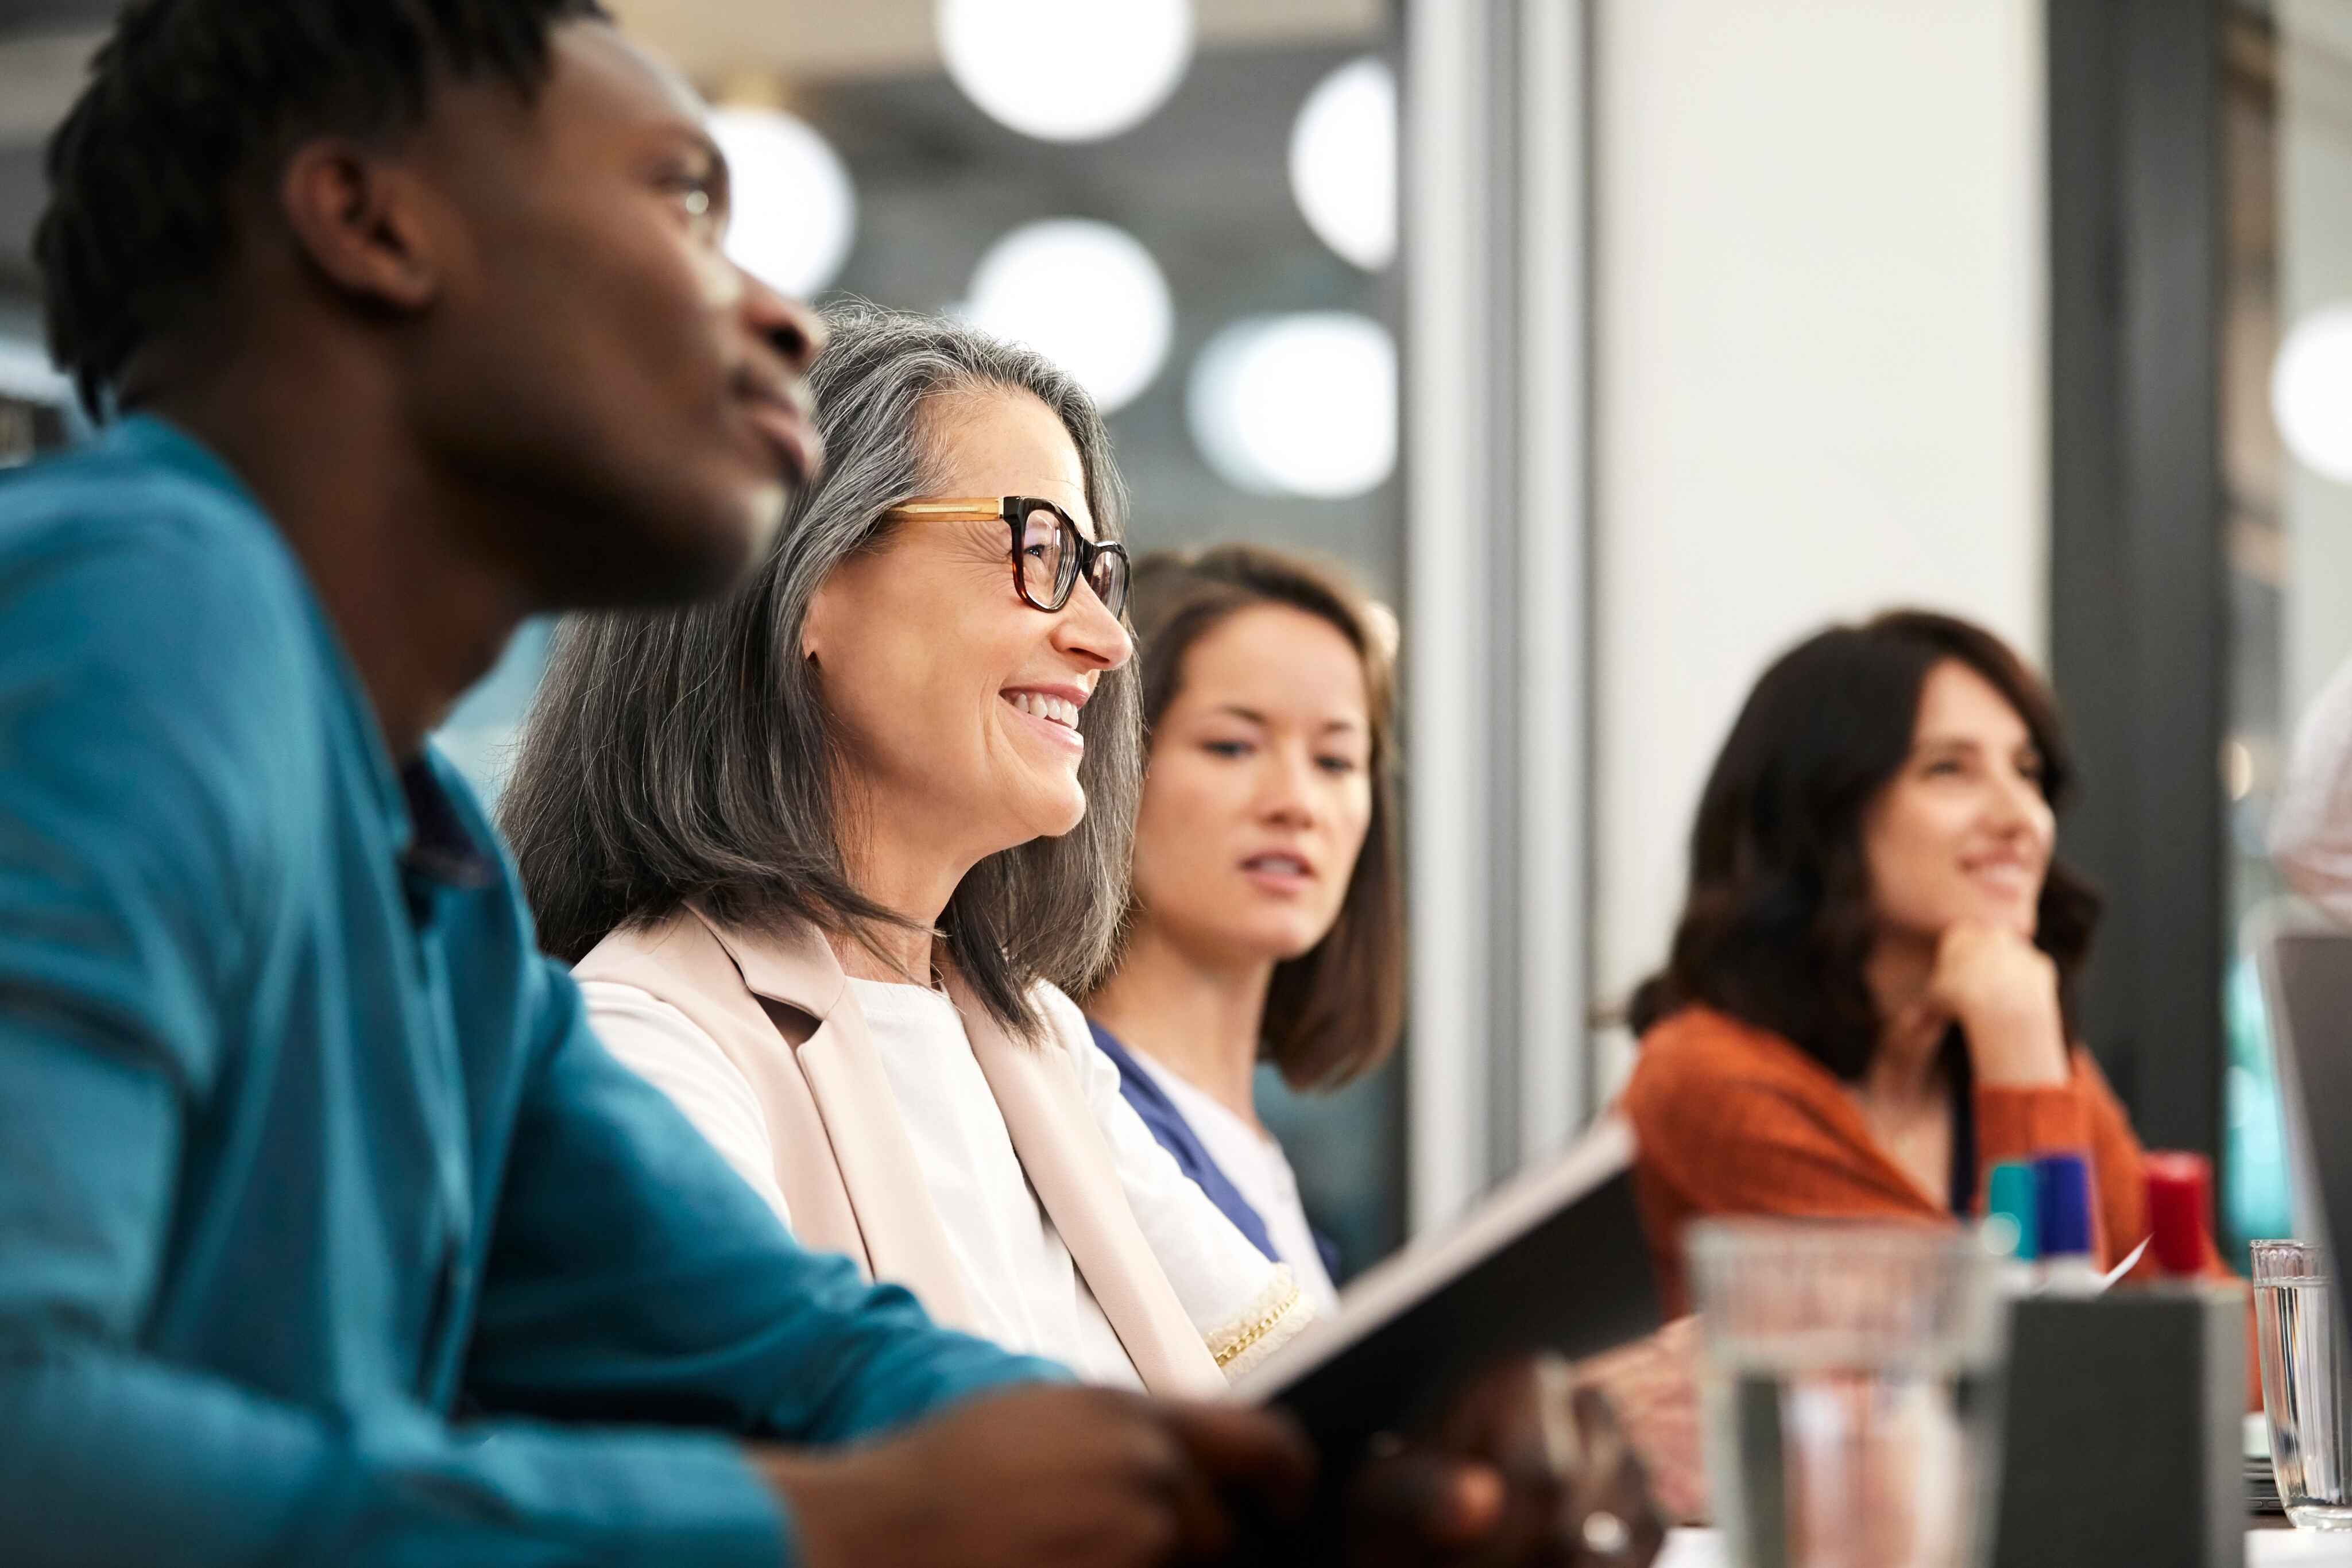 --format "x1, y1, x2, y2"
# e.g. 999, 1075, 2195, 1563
500, 303, 1312, 1393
